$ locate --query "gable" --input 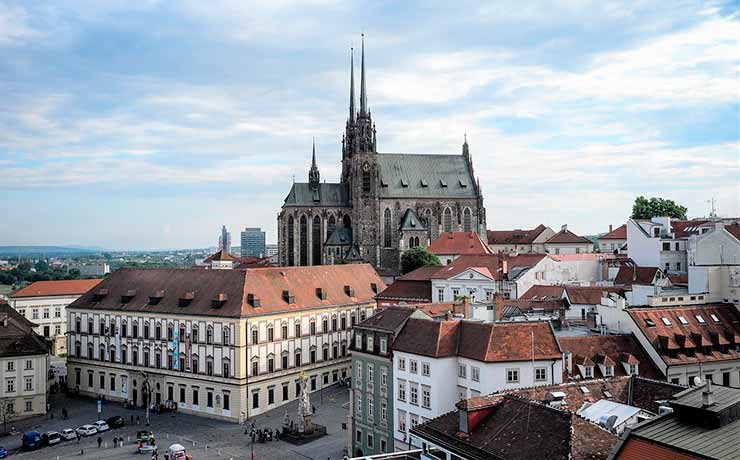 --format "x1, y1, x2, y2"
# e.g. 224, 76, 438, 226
447, 267, 495, 281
